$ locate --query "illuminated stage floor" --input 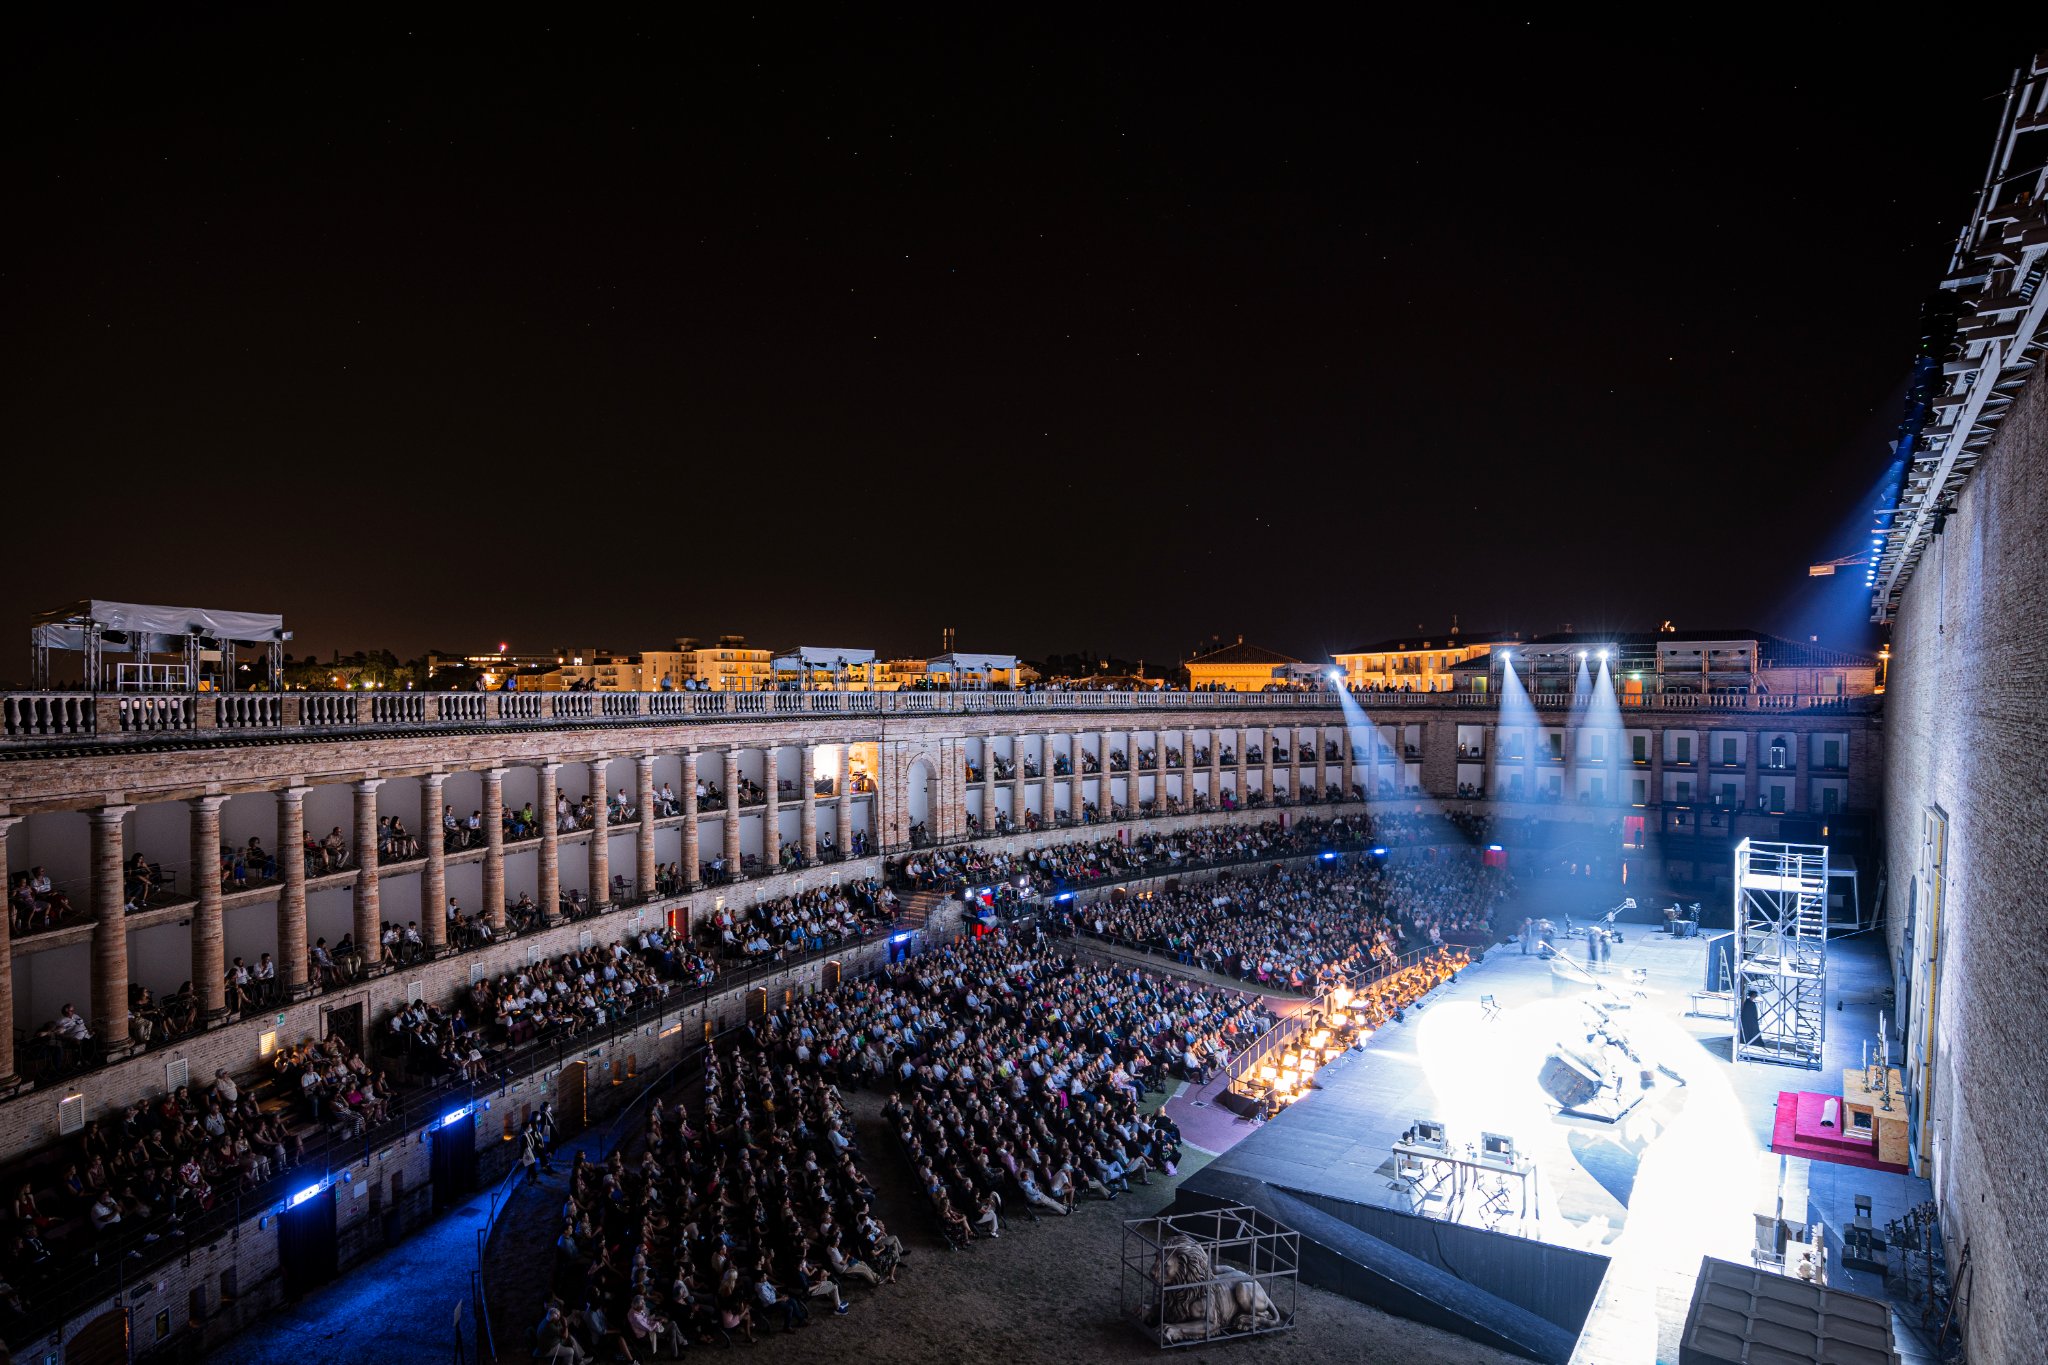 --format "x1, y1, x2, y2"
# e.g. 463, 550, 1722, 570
1190, 929, 1940, 1364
